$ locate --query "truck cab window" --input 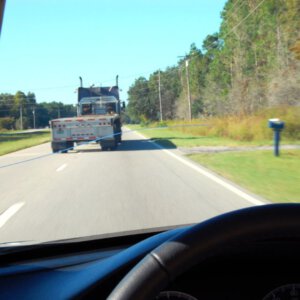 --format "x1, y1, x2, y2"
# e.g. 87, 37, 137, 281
82, 104, 92, 115
106, 104, 116, 115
